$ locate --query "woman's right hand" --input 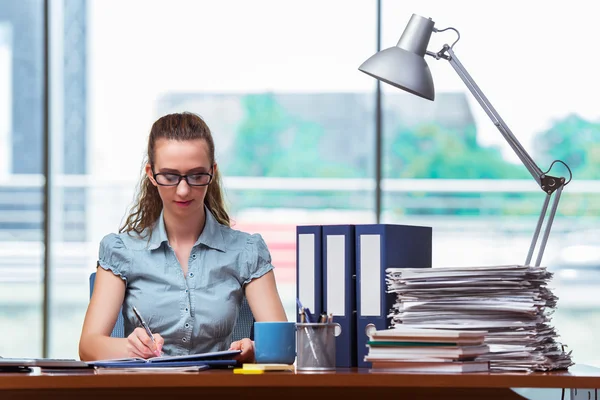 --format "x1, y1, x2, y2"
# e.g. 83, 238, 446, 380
126, 327, 164, 358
